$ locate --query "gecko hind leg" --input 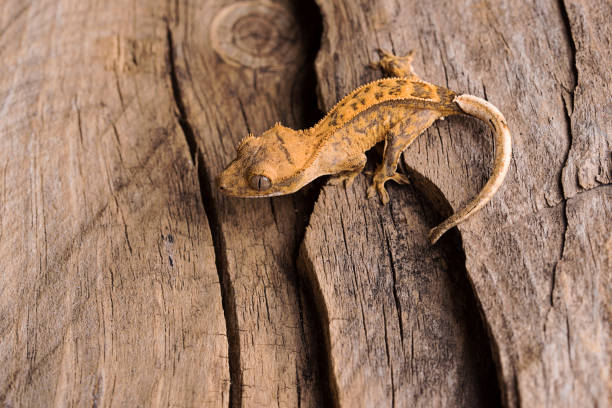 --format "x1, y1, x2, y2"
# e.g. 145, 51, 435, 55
370, 49, 420, 80
367, 110, 440, 204
366, 129, 413, 204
